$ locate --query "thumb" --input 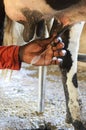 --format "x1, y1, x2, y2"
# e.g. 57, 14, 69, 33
40, 31, 57, 46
